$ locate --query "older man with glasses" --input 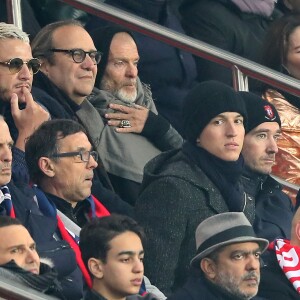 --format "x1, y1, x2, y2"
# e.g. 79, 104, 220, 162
29, 20, 133, 216
31, 21, 182, 207
0, 22, 49, 155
